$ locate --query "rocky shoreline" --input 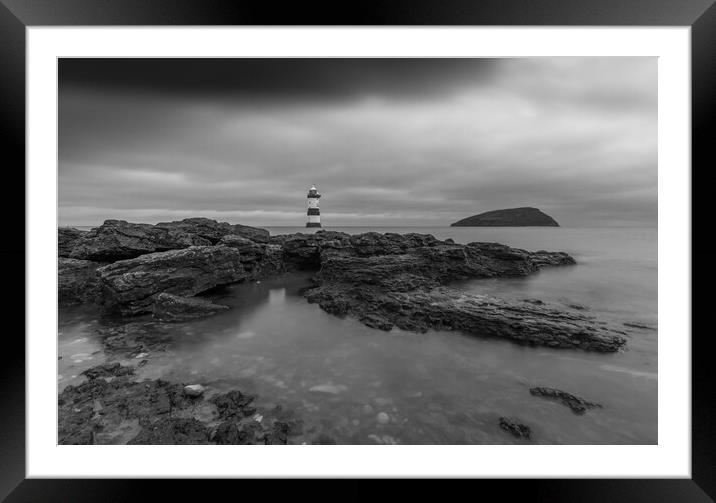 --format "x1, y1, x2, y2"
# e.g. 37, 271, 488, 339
59, 218, 626, 352
58, 217, 628, 444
